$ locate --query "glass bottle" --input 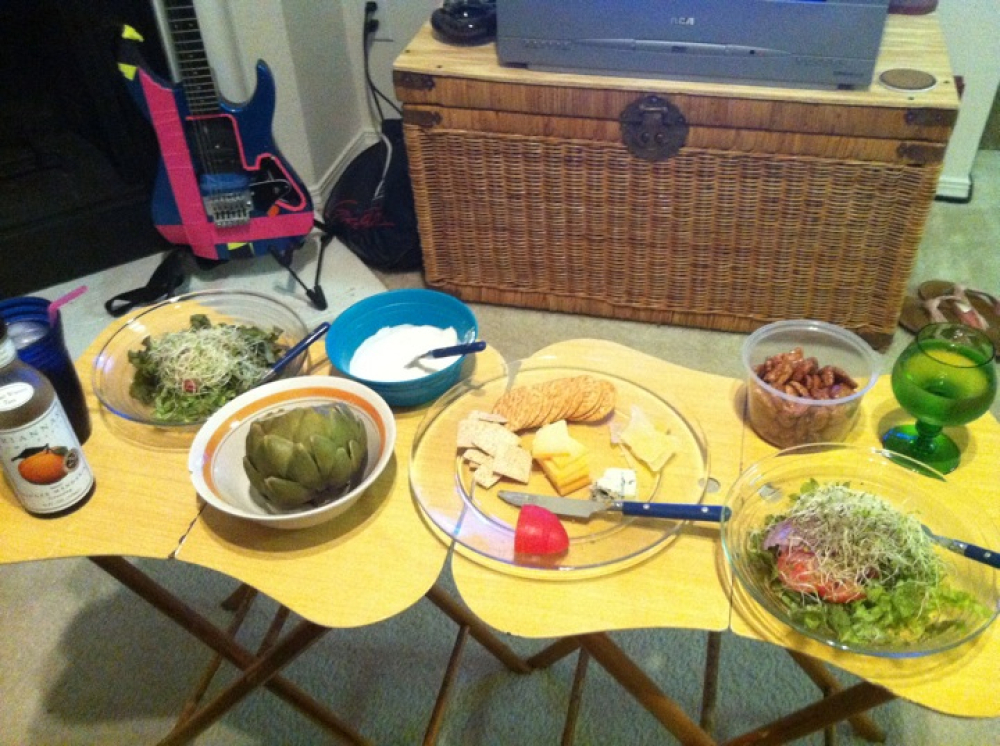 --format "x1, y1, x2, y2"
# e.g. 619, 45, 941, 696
0, 315, 95, 516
